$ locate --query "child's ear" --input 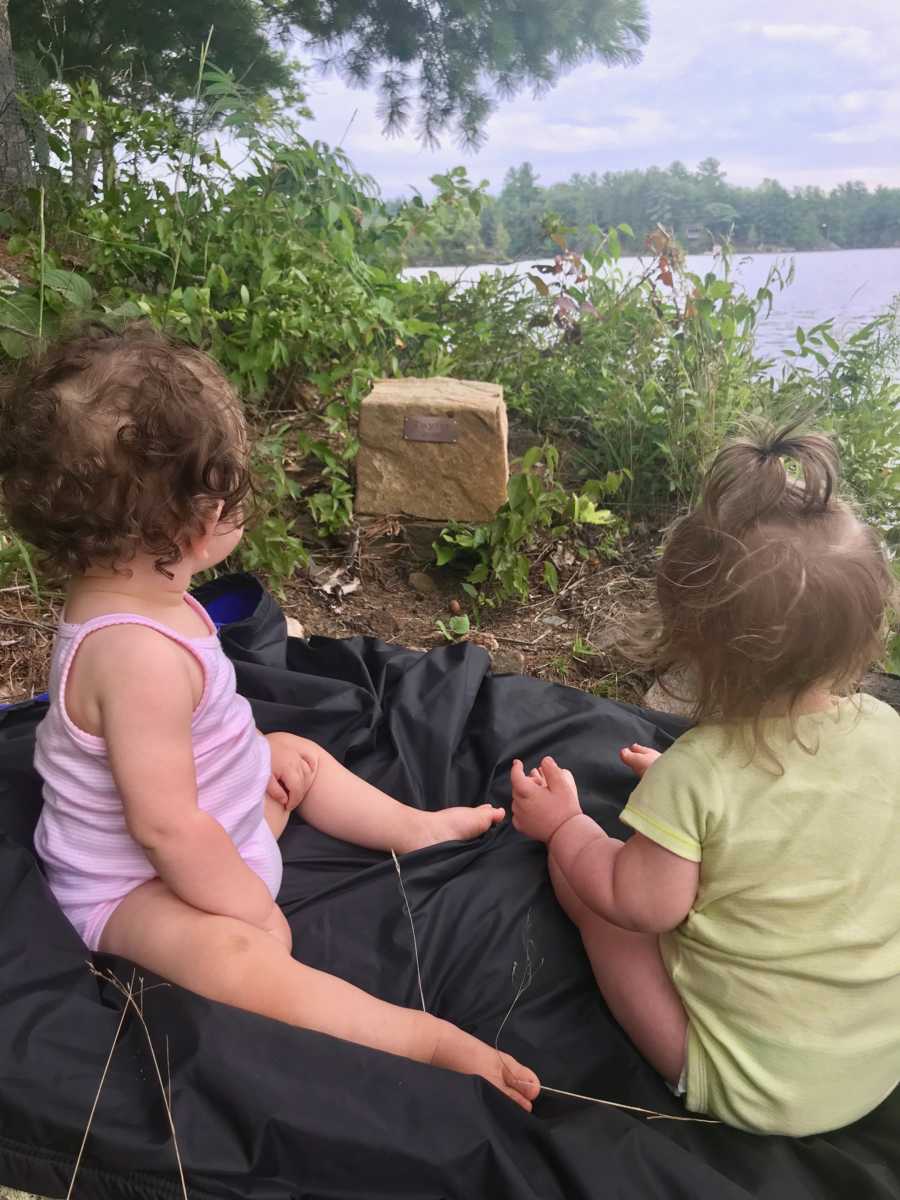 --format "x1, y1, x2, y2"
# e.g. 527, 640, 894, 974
192, 501, 225, 563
